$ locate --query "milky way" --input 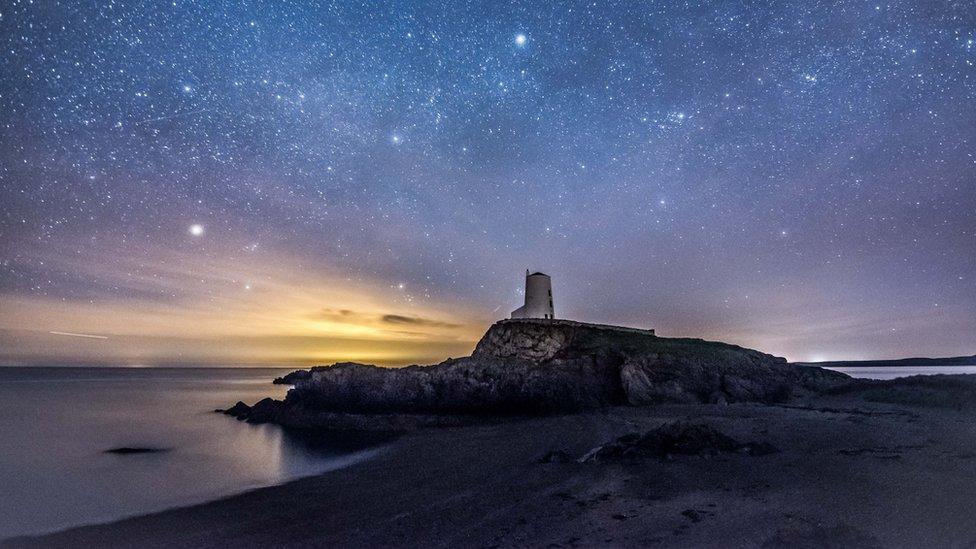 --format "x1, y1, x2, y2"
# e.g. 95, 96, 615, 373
1, 1, 974, 365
